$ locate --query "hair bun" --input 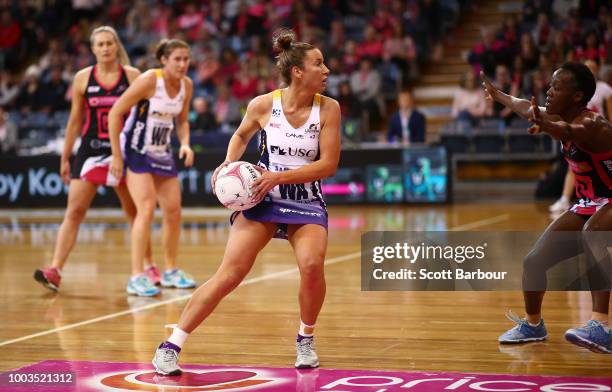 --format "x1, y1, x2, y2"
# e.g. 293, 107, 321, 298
272, 29, 296, 52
